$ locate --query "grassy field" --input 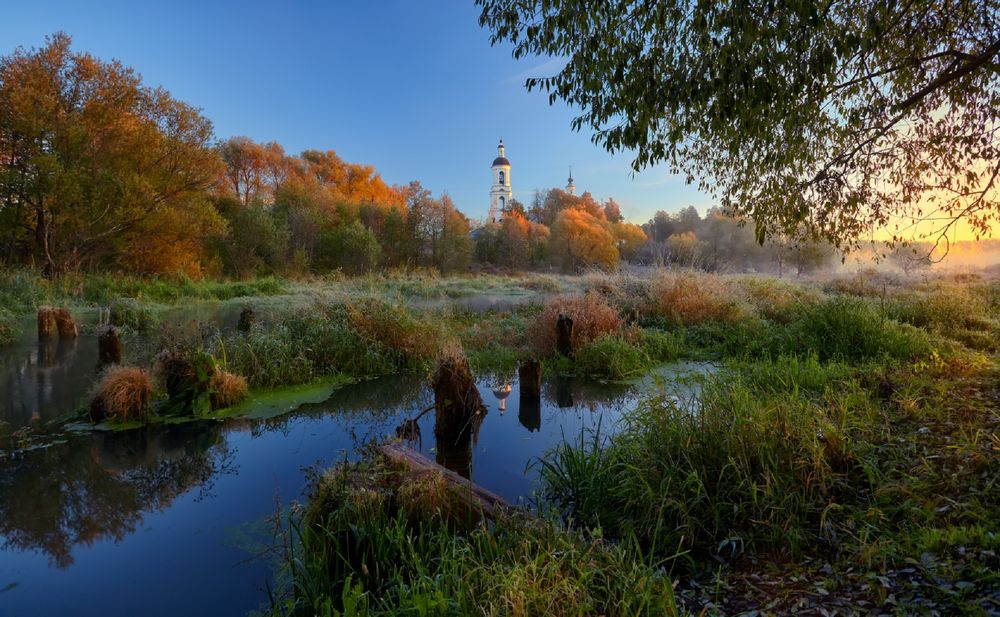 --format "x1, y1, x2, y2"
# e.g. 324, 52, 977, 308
3, 266, 999, 614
